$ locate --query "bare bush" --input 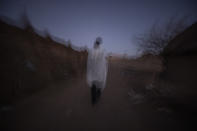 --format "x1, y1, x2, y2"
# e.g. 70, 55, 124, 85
136, 16, 189, 55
